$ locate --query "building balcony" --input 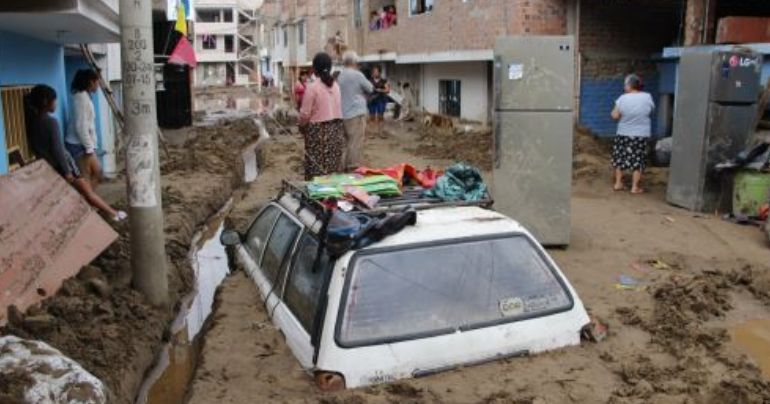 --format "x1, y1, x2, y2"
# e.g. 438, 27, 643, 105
196, 50, 238, 63
0, 0, 119, 44
194, 21, 238, 35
